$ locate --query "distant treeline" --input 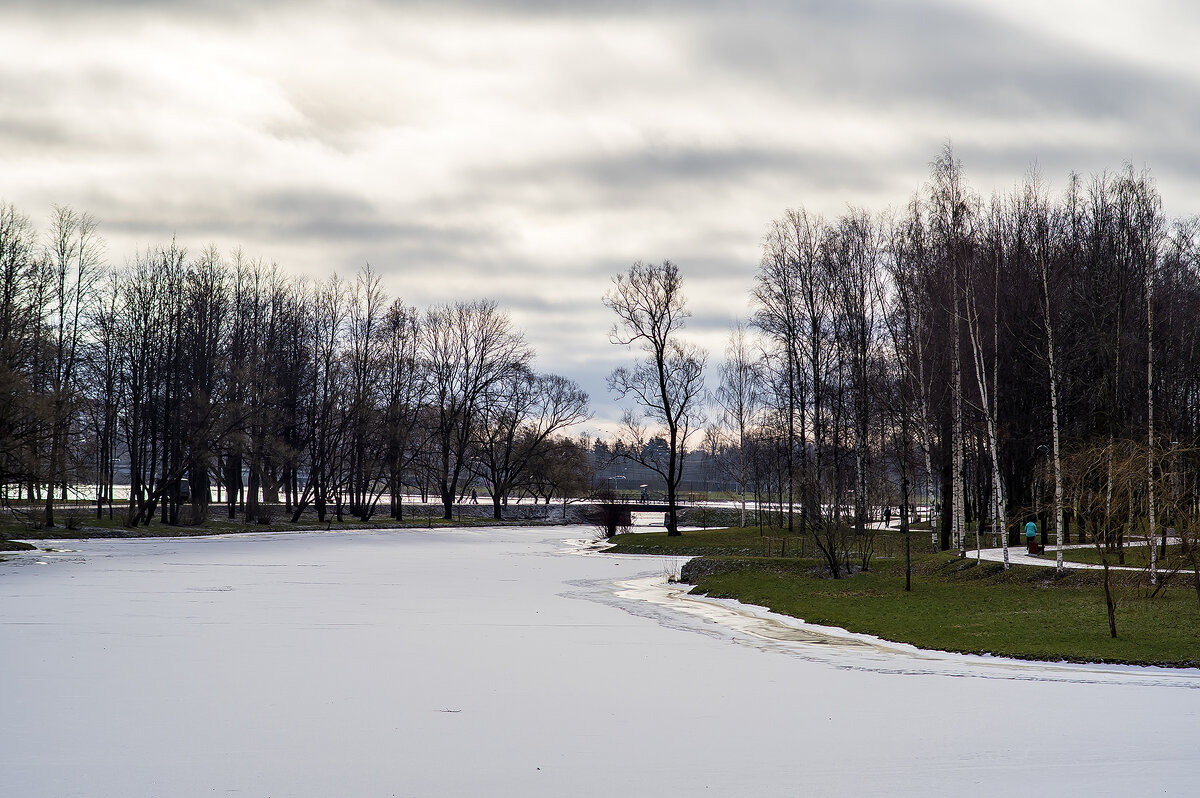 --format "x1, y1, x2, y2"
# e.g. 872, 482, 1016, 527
0, 205, 590, 526
712, 146, 1200, 576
